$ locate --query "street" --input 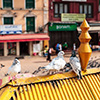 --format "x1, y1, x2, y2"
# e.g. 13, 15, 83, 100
0, 50, 100, 79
